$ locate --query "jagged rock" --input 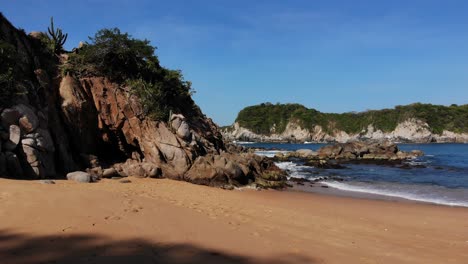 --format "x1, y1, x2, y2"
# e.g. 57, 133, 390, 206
255, 169, 288, 189
0, 15, 286, 189
295, 149, 318, 158
185, 155, 231, 186
20, 131, 56, 178
102, 167, 118, 178
304, 159, 346, 169
67, 171, 92, 183
86, 167, 103, 178
14, 104, 39, 133
184, 152, 285, 188
4, 125, 21, 151
317, 145, 343, 158
114, 159, 162, 178
171, 114, 191, 140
